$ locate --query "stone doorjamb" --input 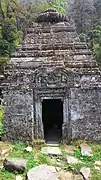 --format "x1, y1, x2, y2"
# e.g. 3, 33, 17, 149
33, 87, 70, 141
